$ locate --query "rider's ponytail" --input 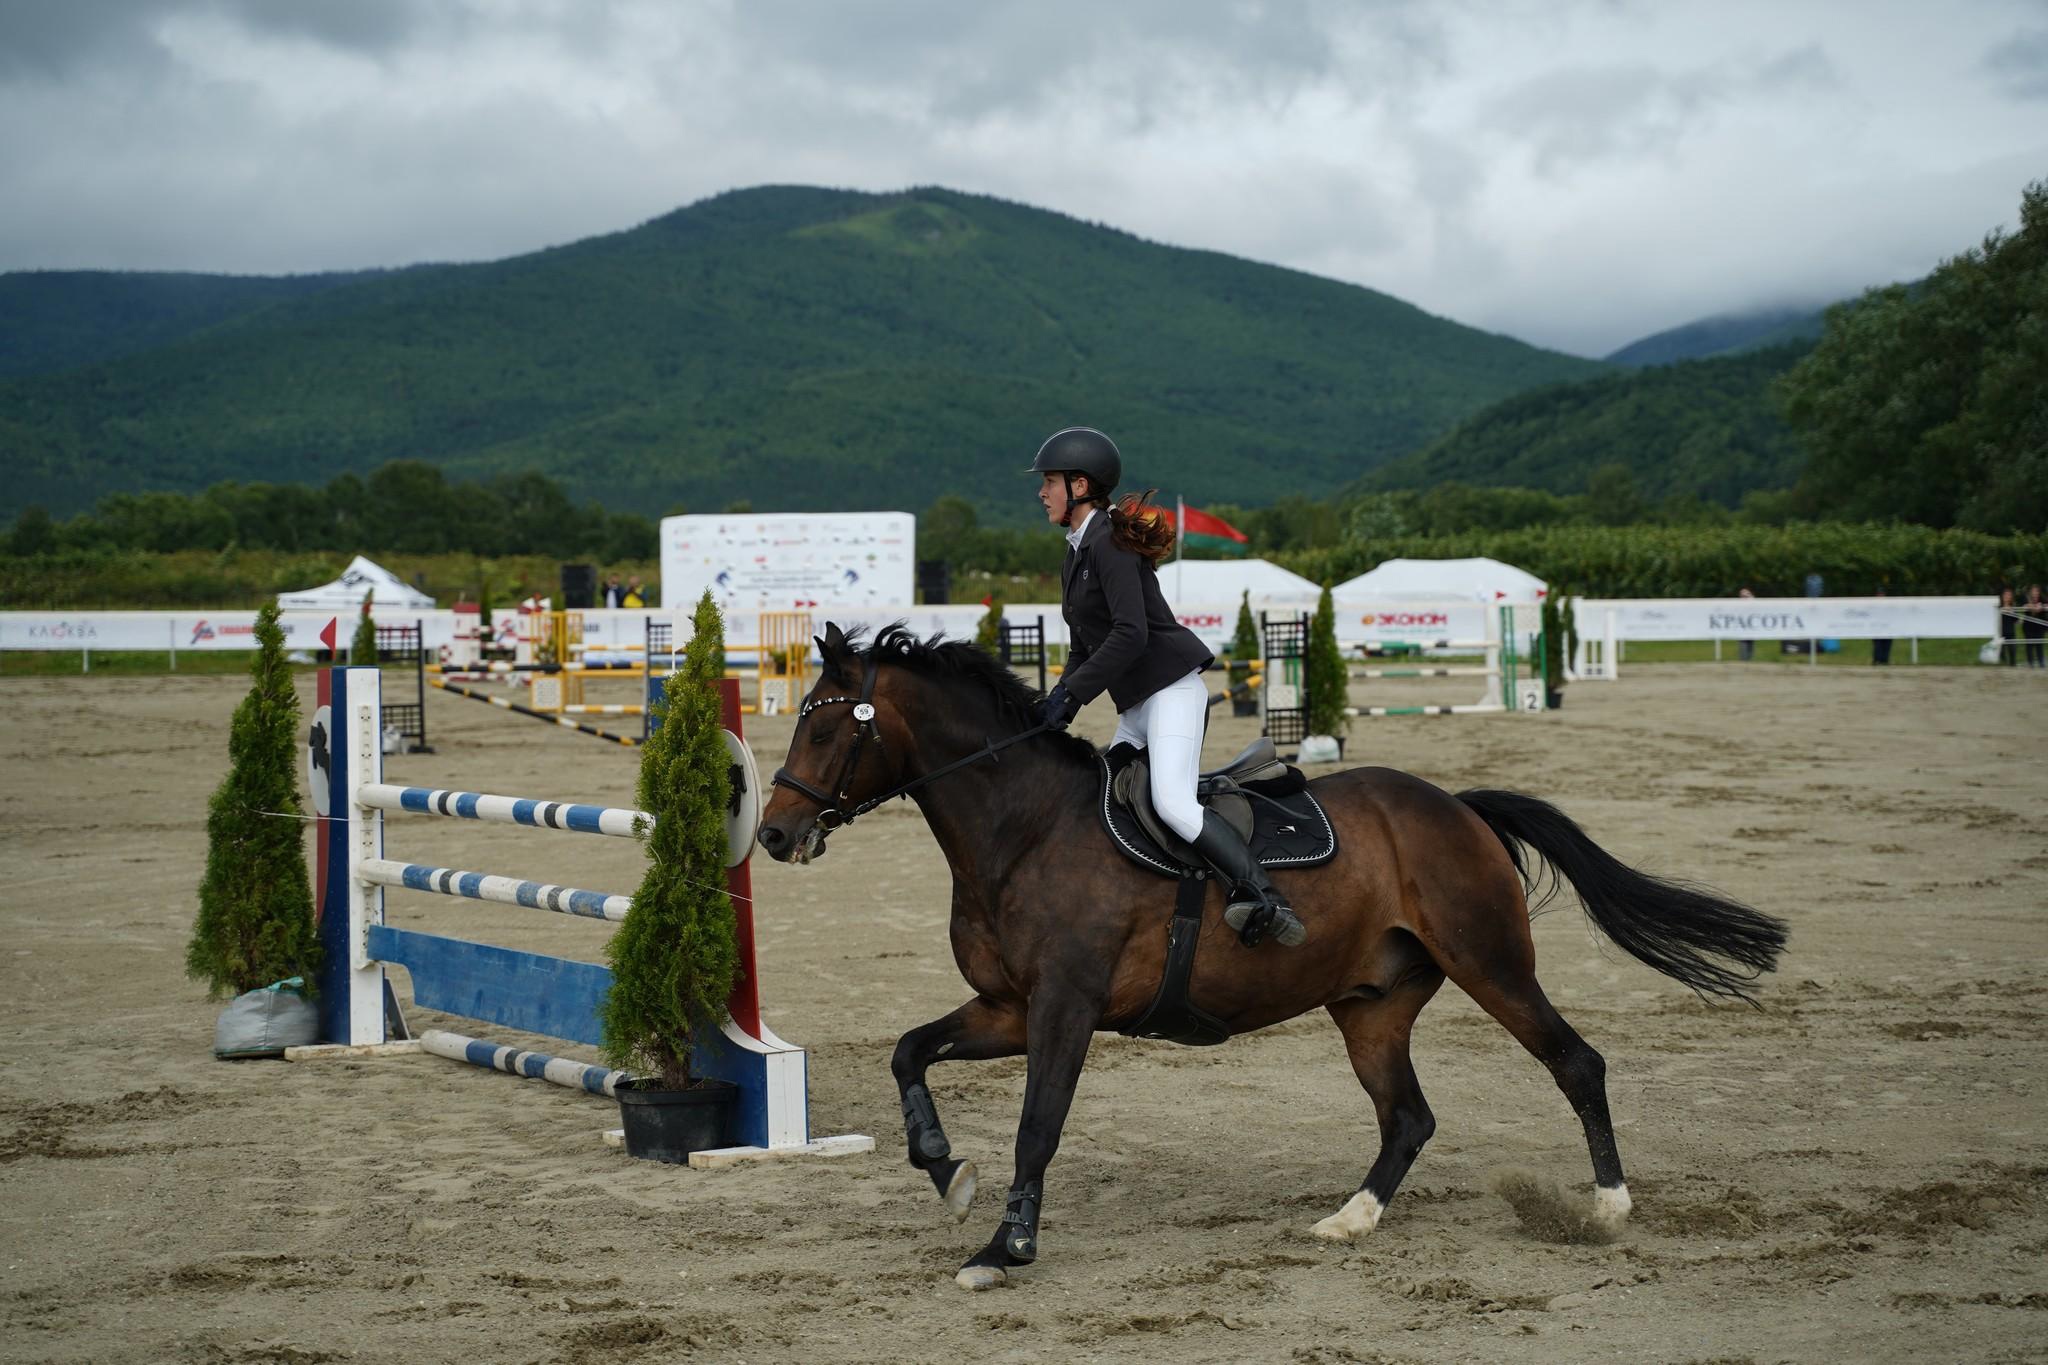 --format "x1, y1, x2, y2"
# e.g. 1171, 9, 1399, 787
1107, 490, 1175, 565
